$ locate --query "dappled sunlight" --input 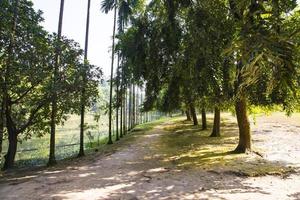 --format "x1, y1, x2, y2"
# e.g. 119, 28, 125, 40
1, 114, 300, 200
78, 172, 96, 178
155, 118, 294, 176
51, 182, 136, 200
